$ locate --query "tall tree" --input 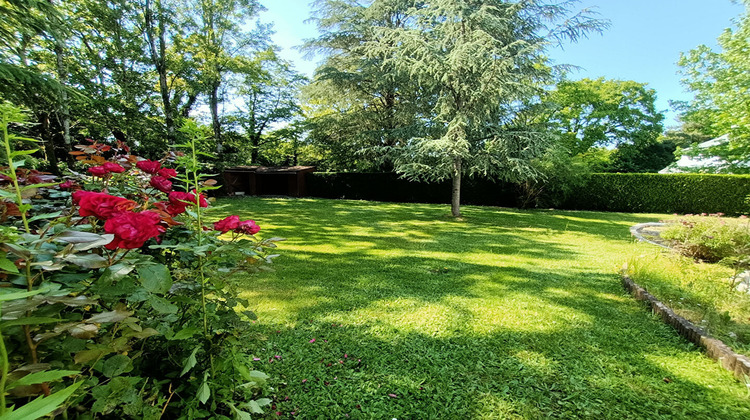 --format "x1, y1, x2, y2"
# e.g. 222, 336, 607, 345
227, 56, 306, 164
544, 78, 665, 156
143, 0, 178, 143
0, 0, 70, 170
677, 0, 750, 173
373, 0, 604, 216
303, 0, 431, 171
181, 0, 268, 154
